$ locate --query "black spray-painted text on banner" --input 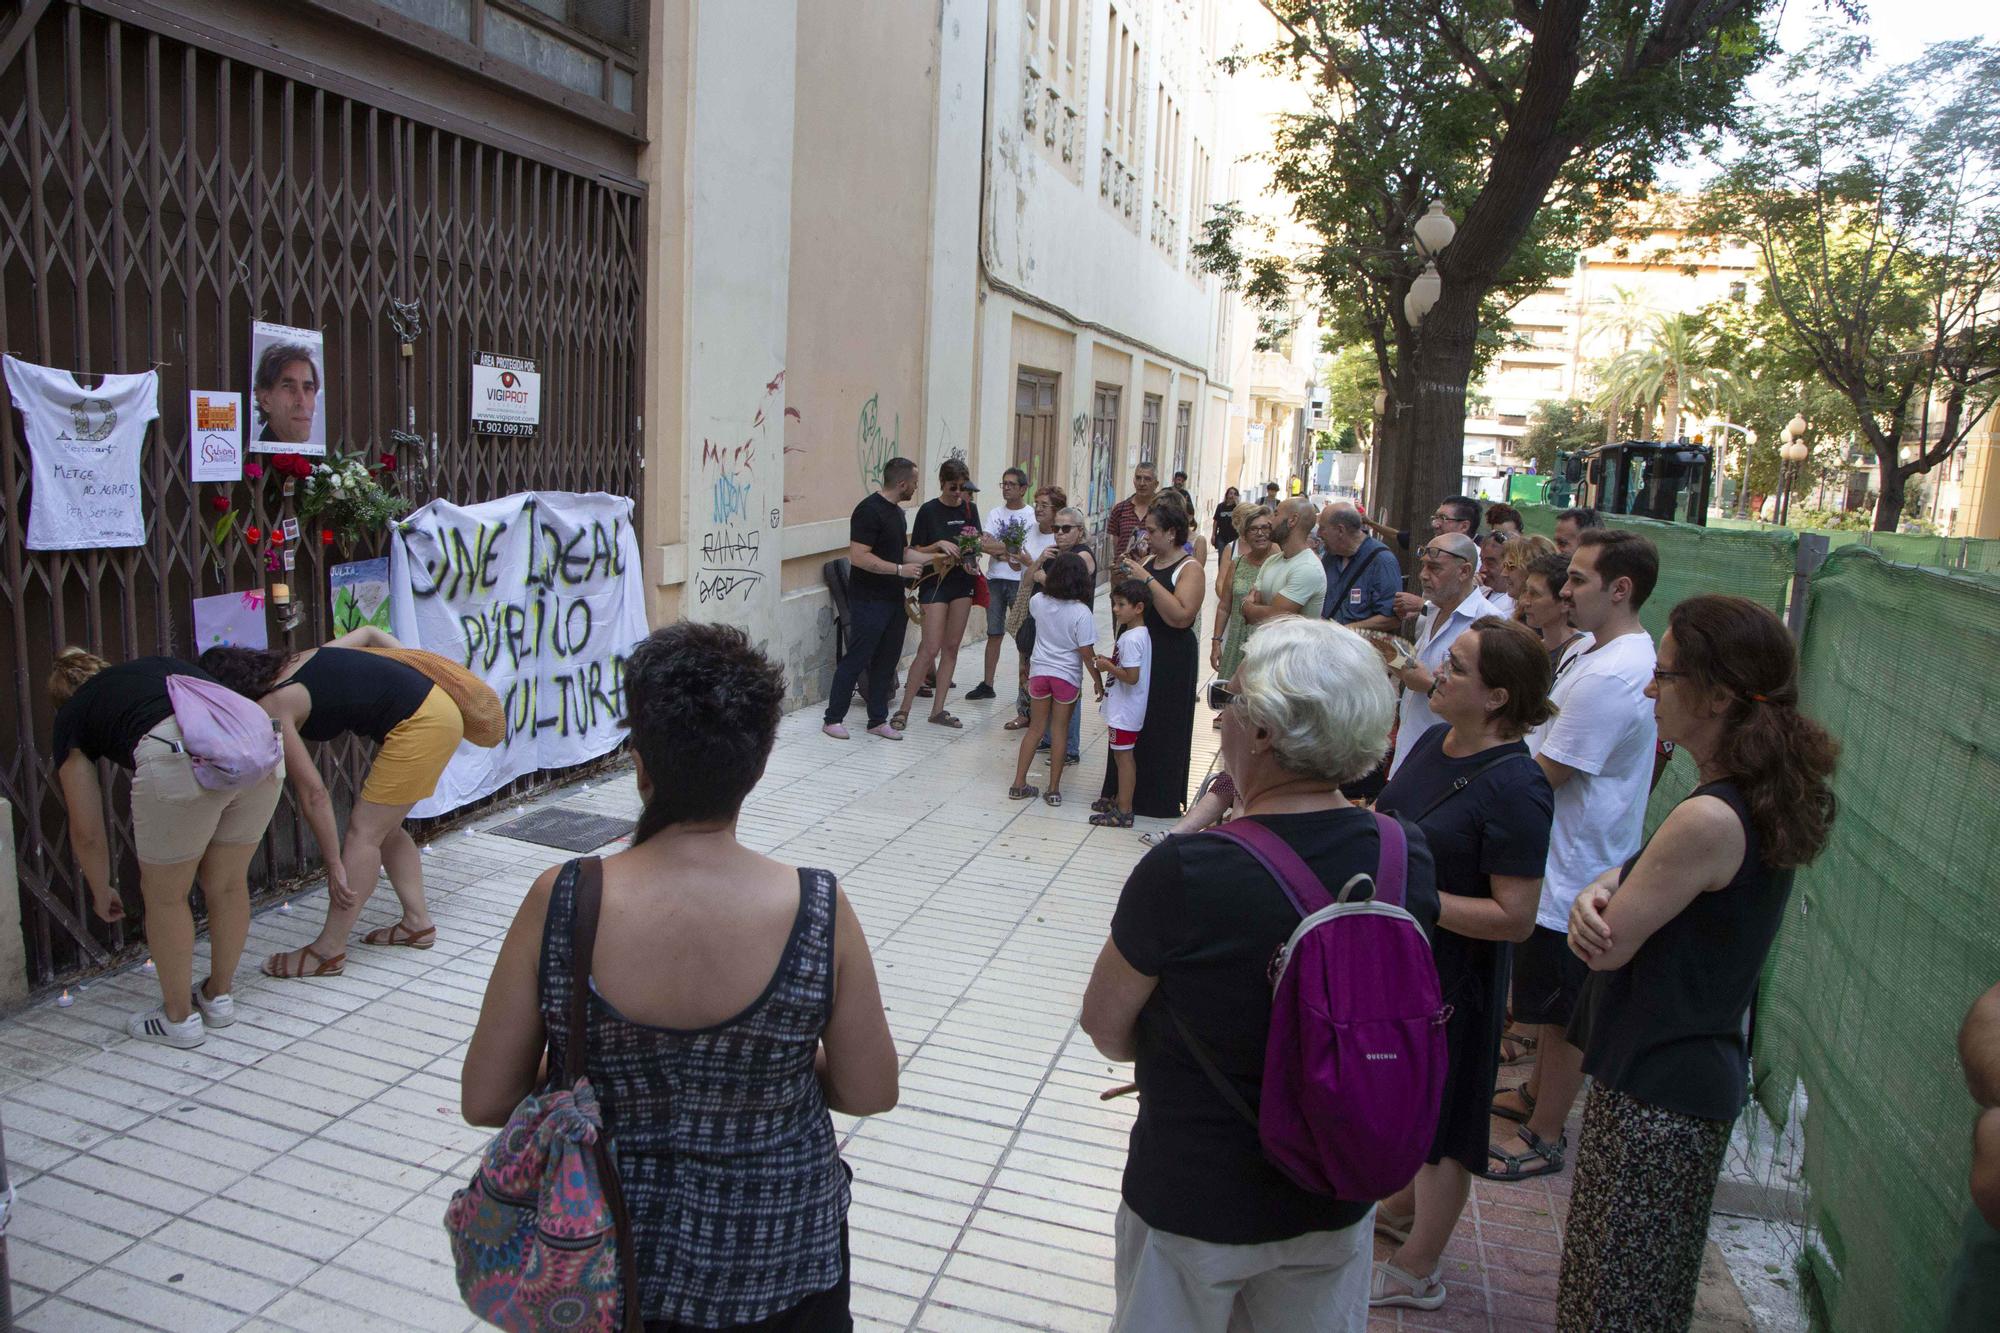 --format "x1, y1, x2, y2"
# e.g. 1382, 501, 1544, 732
390, 491, 649, 818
